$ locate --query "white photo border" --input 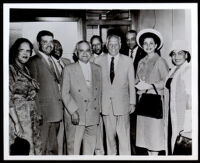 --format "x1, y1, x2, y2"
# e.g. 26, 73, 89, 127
3, 2, 198, 160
